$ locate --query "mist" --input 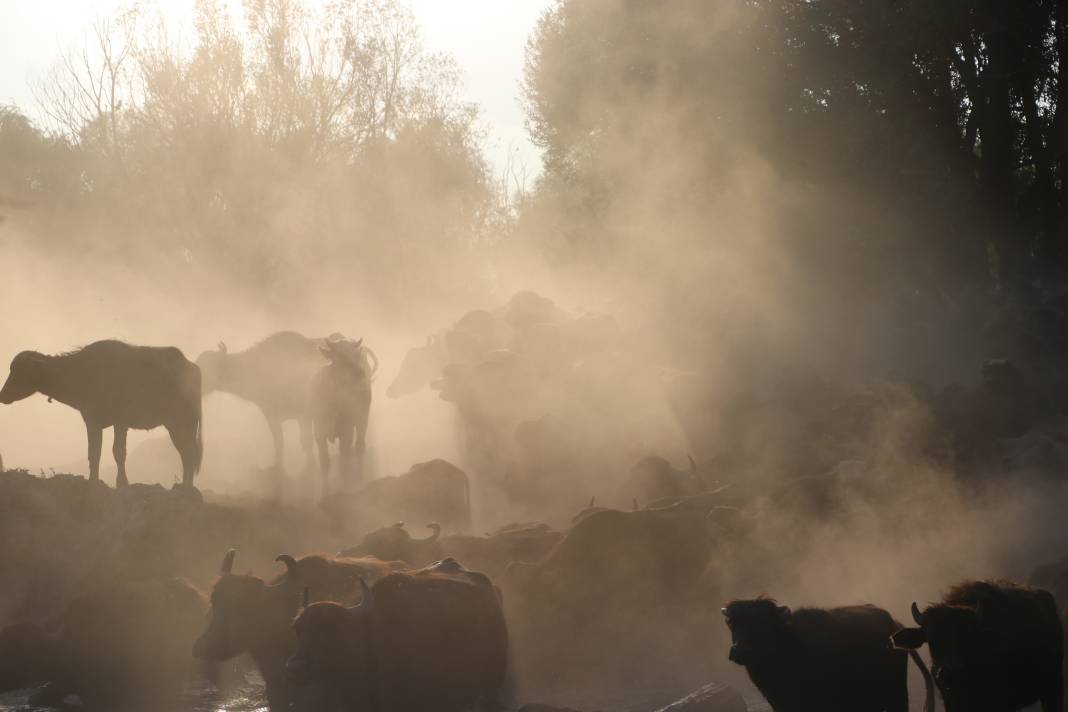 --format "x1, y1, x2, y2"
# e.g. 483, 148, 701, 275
3, 1, 1068, 710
